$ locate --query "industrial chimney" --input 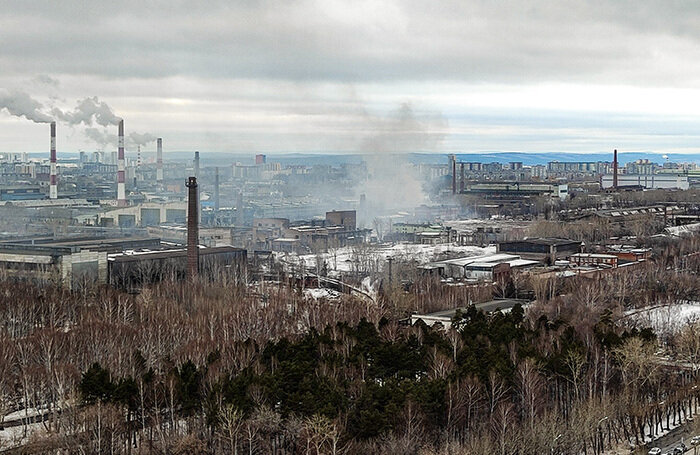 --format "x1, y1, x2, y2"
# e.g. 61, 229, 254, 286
194, 151, 201, 222
448, 154, 456, 194
156, 138, 163, 184
613, 149, 618, 189
49, 122, 57, 199
117, 119, 126, 206
186, 176, 199, 279
214, 166, 220, 212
